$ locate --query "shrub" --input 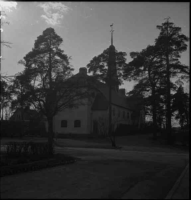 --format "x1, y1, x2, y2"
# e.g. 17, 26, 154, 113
0, 153, 76, 177
28, 142, 51, 157
5, 141, 52, 159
